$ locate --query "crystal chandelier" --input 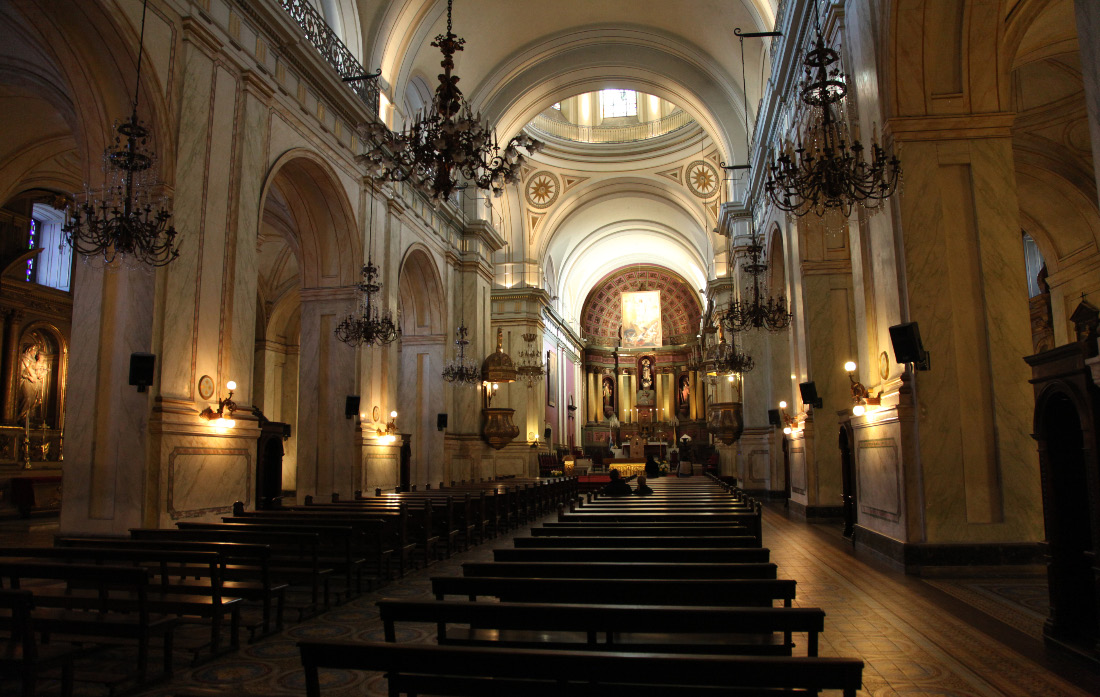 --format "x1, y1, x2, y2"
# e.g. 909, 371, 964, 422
361, 0, 542, 204
442, 324, 481, 385
763, 27, 900, 218
62, 0, 179, 268
516, 332, 546, 388
335, 186, 398, 347
723, 229, 792, 332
